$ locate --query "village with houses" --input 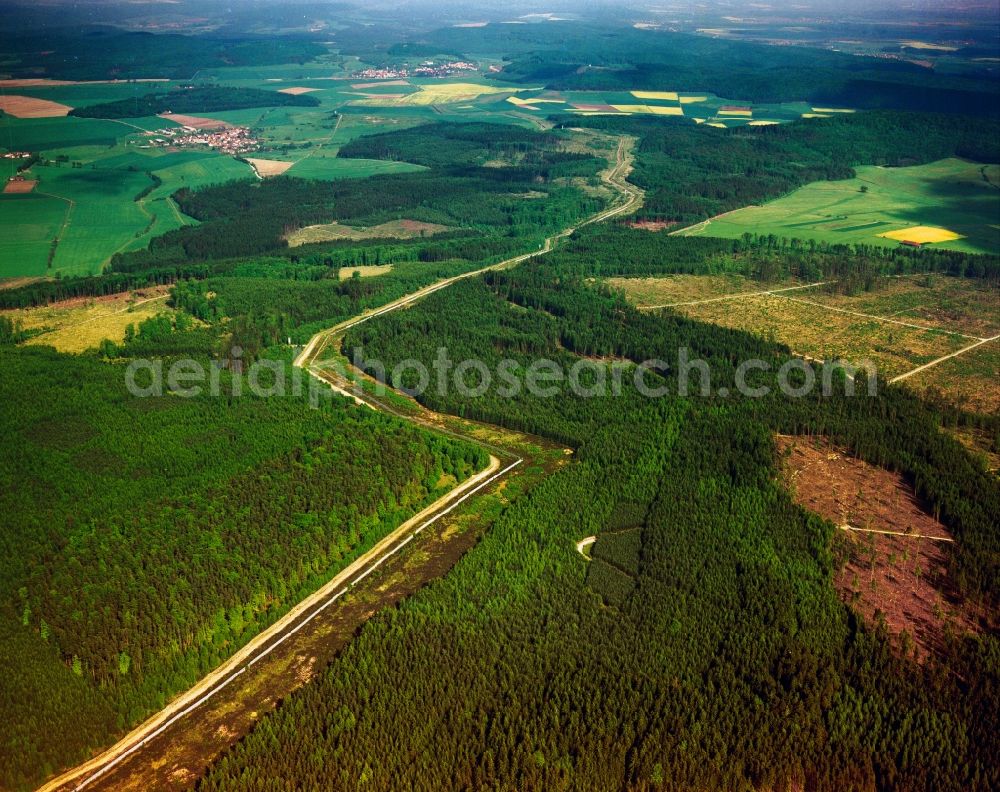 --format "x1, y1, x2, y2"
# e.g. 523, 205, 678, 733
351, 59, 480, 81
134, 121, 259, 156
